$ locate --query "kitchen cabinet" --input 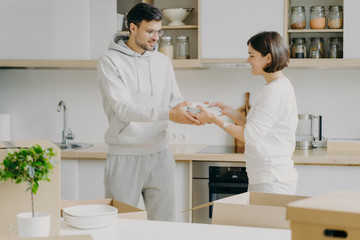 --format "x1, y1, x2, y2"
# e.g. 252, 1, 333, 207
0, 0, 115, 61
61, 158, 191, 222
343, 0, 360, 58
285, 0, 360, 67
200, 0, 284, 62
117, 0, 200, 68
0, 0, 199, 69
295, 165, 360, 196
